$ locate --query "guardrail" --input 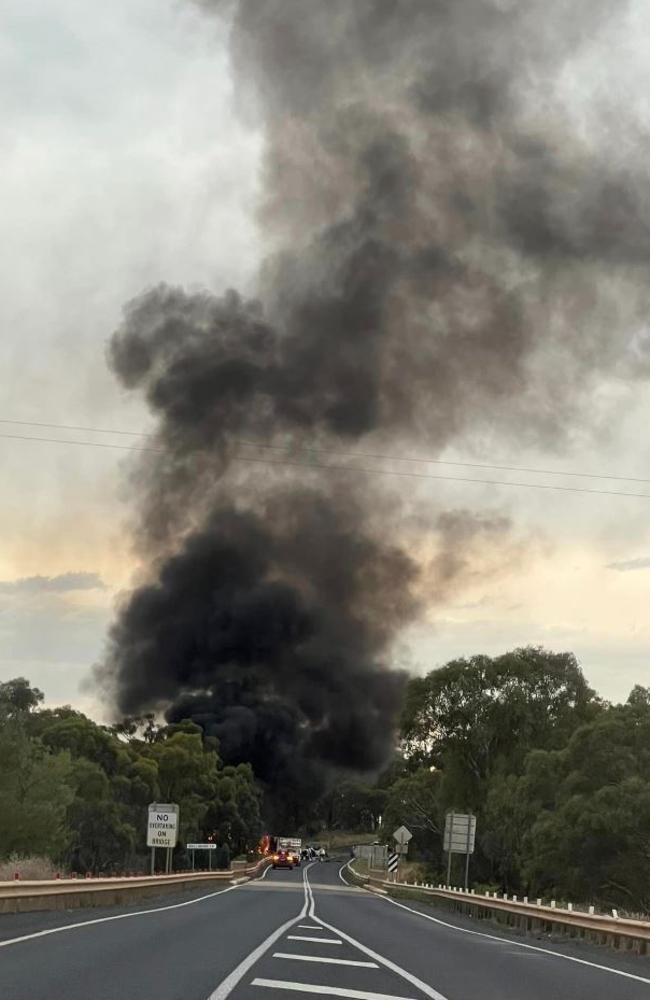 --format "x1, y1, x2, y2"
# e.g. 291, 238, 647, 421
0, 859, 269, 914
349, 866, 650, 955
